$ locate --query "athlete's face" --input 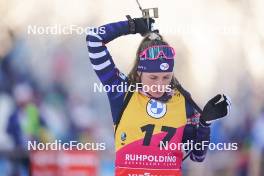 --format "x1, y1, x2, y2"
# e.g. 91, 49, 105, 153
139, 72, 173, 98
